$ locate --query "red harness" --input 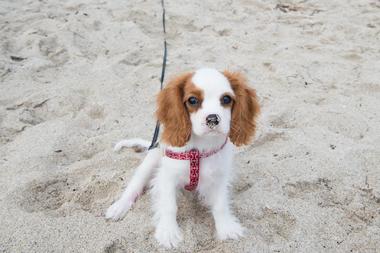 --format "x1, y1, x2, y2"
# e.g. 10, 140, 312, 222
165, 138, 228, 191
